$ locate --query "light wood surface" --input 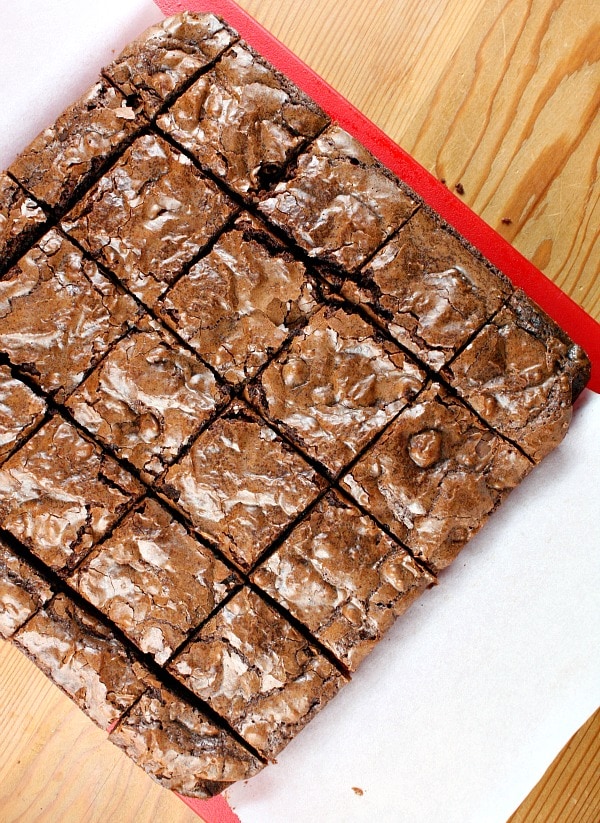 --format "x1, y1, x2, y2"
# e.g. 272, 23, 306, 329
1, 1, 598, 821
